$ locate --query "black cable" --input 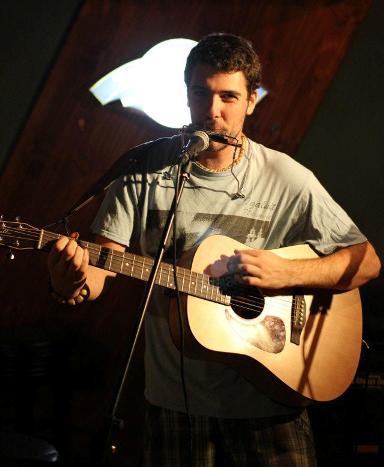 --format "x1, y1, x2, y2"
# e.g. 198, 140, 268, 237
172, 159, 193, 456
